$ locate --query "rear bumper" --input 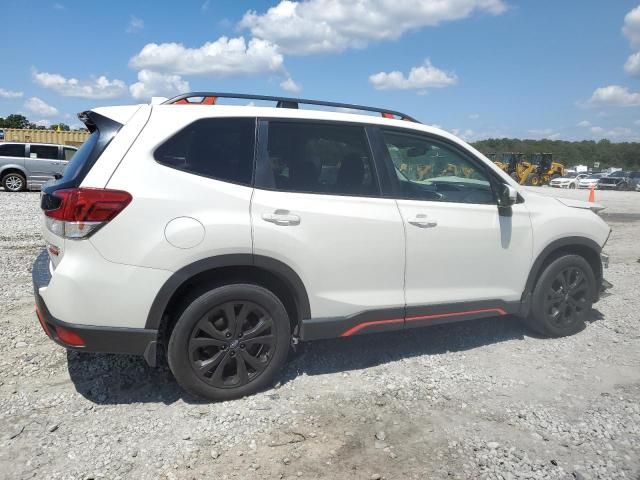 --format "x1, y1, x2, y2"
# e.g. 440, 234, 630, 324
32, 249, 158, 365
